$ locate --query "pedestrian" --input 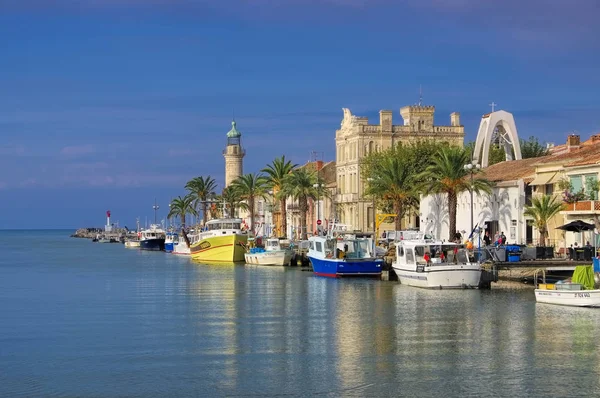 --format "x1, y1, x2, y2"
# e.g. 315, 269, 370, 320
483, 231, 491, 246
500, 231, 507, 245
